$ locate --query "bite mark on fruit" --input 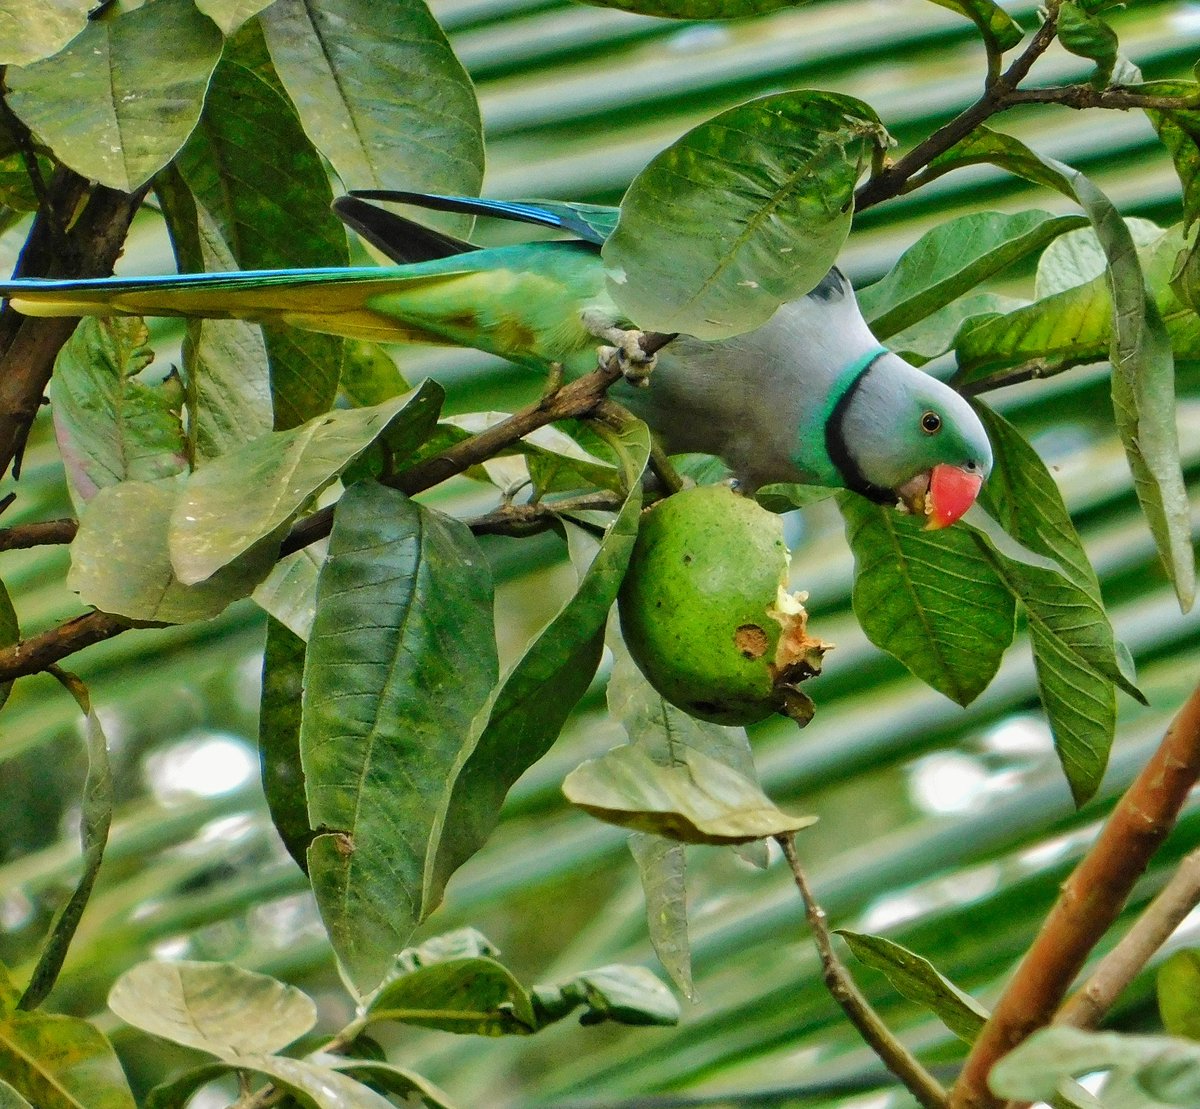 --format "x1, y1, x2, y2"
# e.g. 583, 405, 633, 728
734, 624, 769, 659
